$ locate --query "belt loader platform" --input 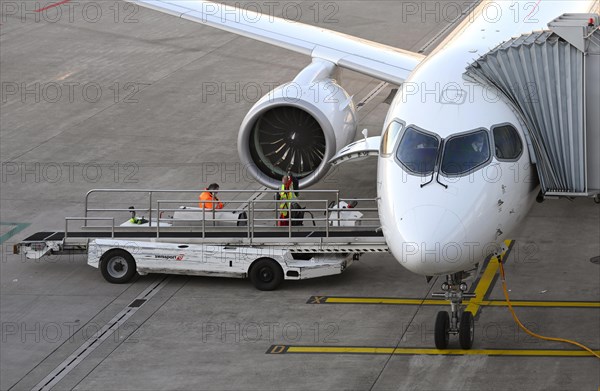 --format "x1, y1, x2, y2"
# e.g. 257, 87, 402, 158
14, 189, 388, 290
